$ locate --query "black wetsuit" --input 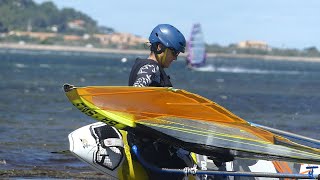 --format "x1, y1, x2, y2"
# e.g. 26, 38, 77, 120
128, 58, 189, 179
128, 58, 172, 87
